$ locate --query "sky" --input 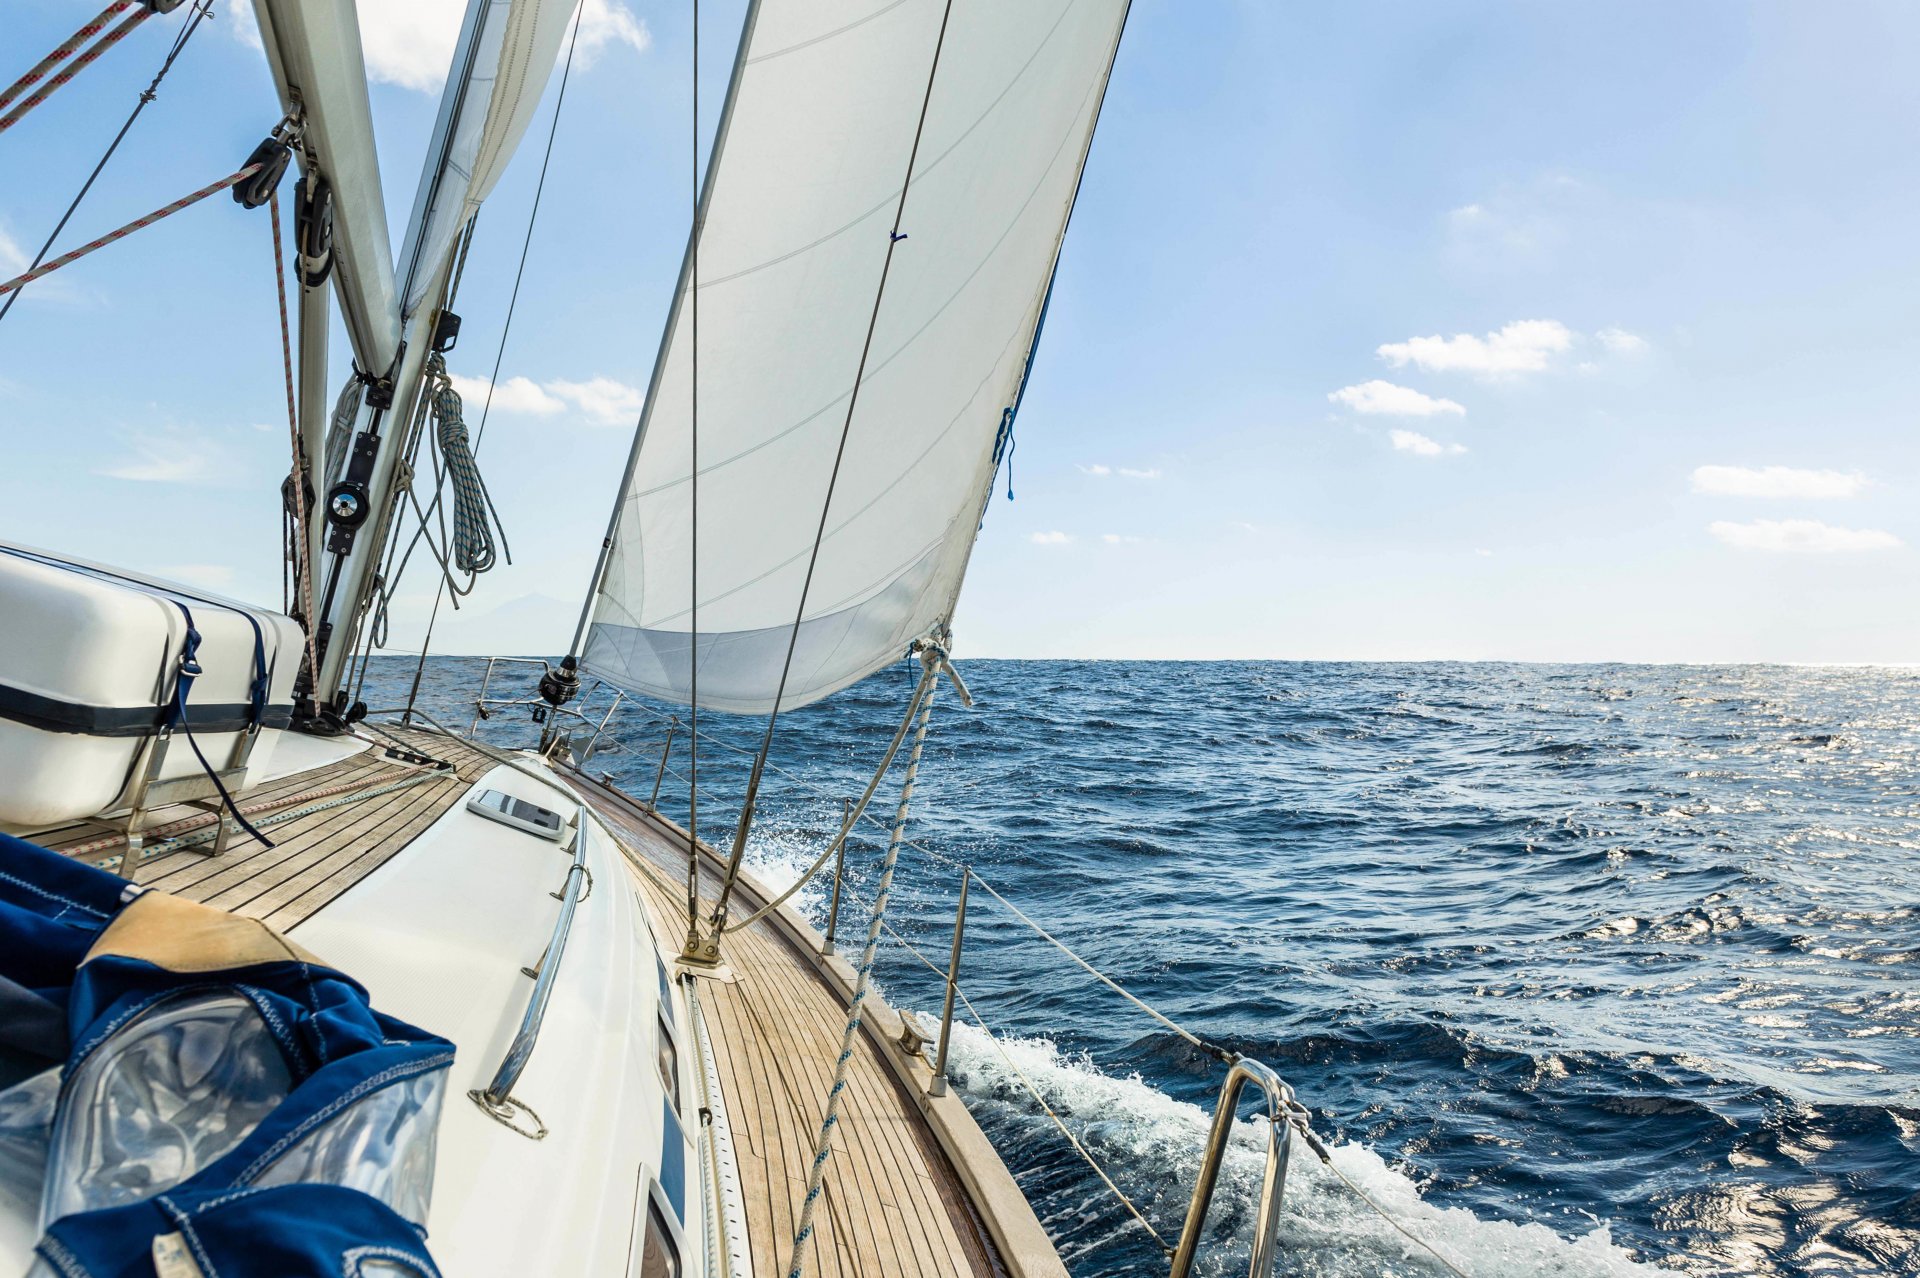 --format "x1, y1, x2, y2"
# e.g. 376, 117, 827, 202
3, 0, 1919, 663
